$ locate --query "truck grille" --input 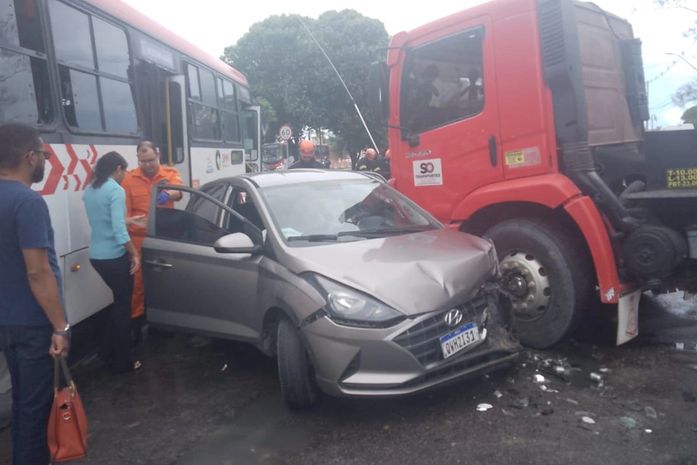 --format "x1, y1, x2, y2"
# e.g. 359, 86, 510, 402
393, 294, 489, 367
